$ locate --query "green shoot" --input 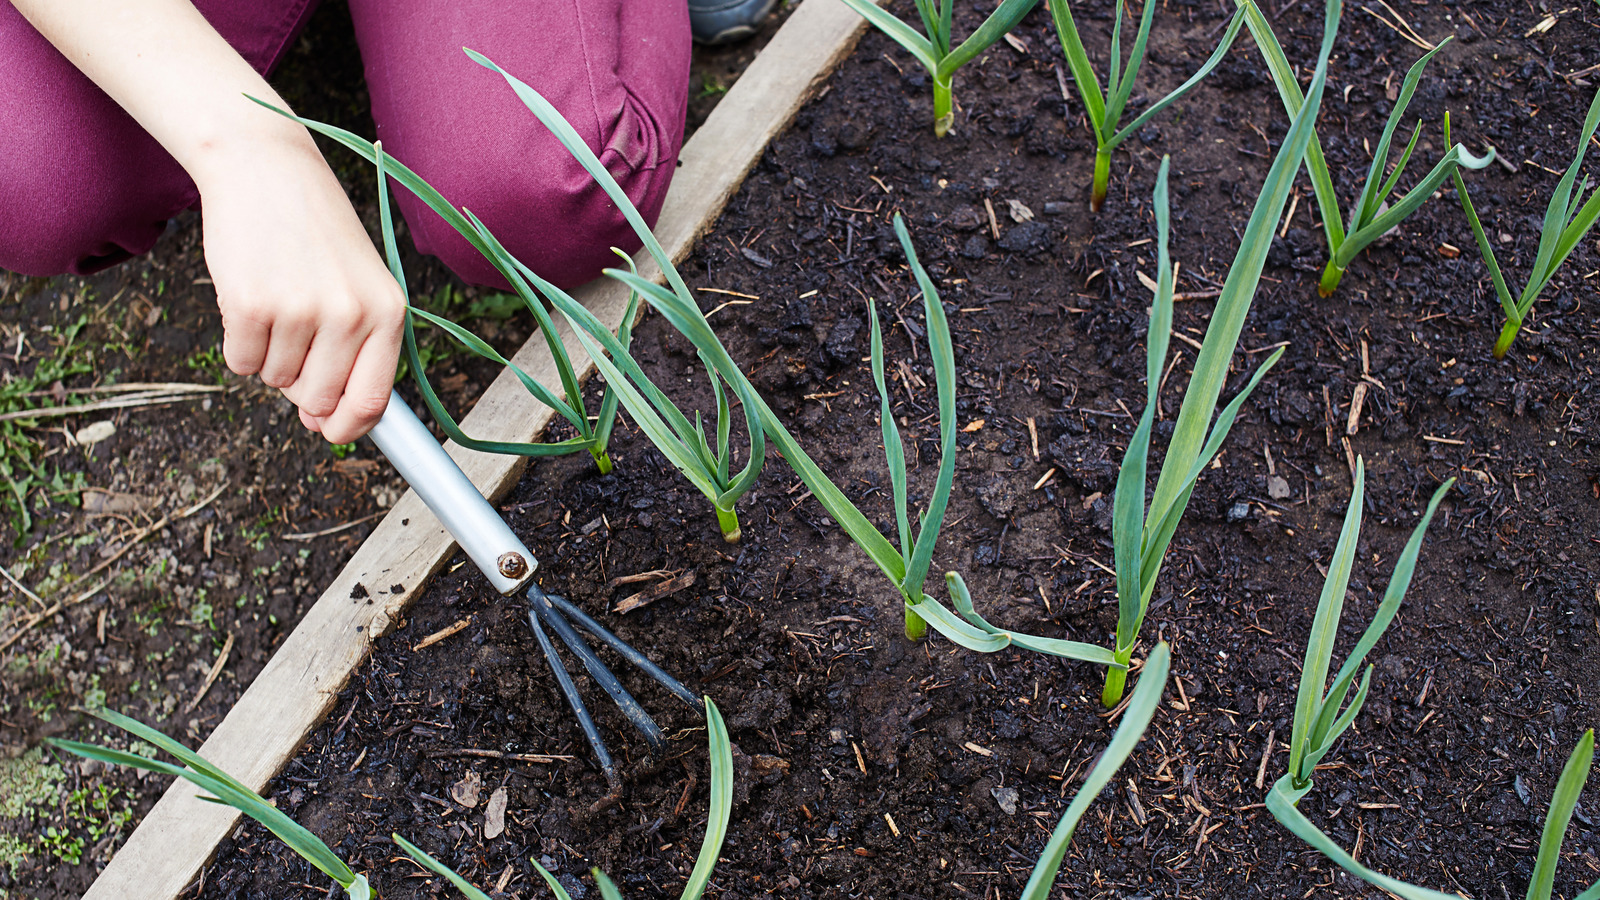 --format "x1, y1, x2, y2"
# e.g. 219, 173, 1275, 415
461, 52, 764, 544
402, 698, 736, 900
1528, 730, 1599, 900
455, 49, 1113, 661
835, 0, 1040, 136
1098, 155, 1286, 706
1263, 459, 1459, 900
675, 698, 736, 900
1281, 458, 1452, 792
1017, 642, 1169, 900
1096, 0, 1341, 707
1444, 84, 1600, 357
865, 220, 954, 641
51, 702, 738, 900
1272, 723, 1596, 900
250, 107, 639, 476
47, 707, 371, 900
1049, 0, 1248, 210
537, 253, 764, 543
1271, 730, 1598, 900
1235, 4, 1494, 295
